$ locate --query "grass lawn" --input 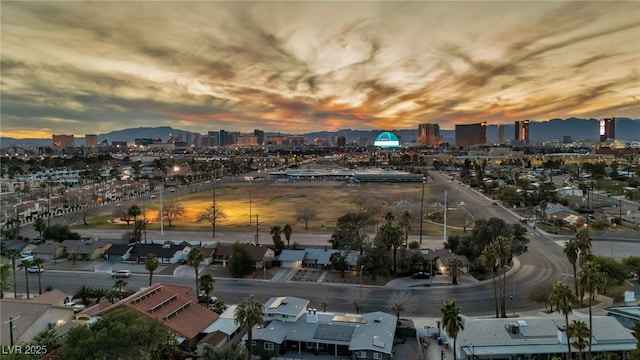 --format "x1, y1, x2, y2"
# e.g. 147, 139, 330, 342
75, 181, 471, 236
